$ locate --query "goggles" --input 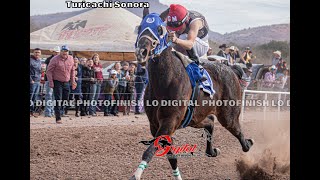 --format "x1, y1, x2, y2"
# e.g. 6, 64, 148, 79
167, 12, 189, 28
